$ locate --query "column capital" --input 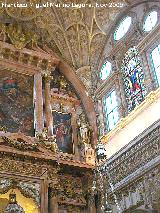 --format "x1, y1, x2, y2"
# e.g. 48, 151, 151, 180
41, 65, 56, 82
